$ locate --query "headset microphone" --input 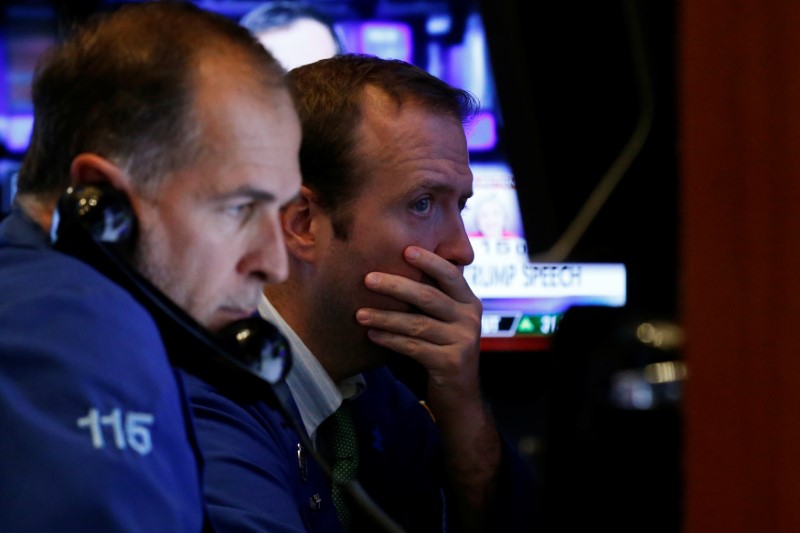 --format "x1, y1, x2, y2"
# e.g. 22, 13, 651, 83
51, 182, 291, 402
